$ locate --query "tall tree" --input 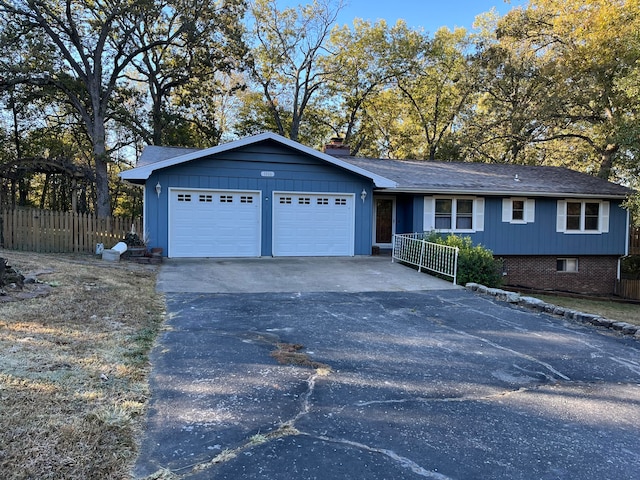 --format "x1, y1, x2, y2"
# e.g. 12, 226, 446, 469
123, 0, 248, 147
462, 11, 555, 165
242, 0, 342, 142
489, 0, 640, 179
322, 19, 395, 154
391, 26, 476, 161
0, 0, 196, 216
